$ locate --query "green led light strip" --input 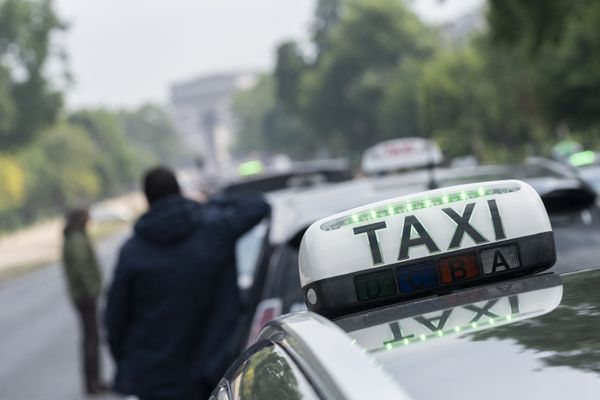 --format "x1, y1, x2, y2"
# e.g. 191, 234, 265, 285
568, 150, 596, 167
379, 314, 513, 352
320, 183, 521, 231
238, 160, 264, 176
